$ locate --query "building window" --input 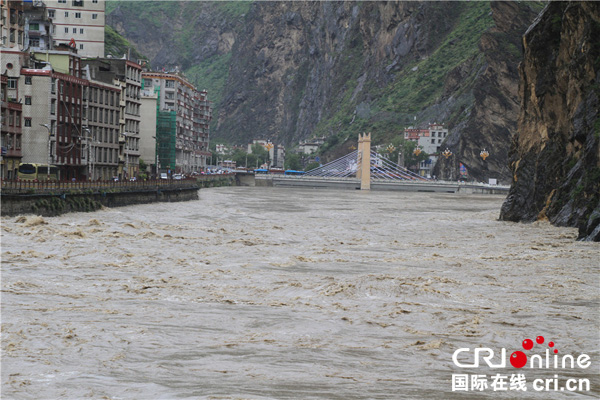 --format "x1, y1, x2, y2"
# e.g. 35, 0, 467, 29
73, 0, 84, 6
80, 28, 84, 34
58, 0, 66, 3
7, 78, 17, 89
51, 78, 56, 94
73, 28, 77, 33
92, 0, 98, 3
25, 96, 31, 105
24, 118, 32, 127
29, 37, 40, 47
165, 80, 175, 88
92, 13, 98, 19
25, 76, 32, 85
51, 99, 56, 115
75, 12, 81, 18
29, 23, 39, 31
79, 44, 83, 50
48, 10, 55, 18
9, 29, 15, 43
65, 11, 69, 17
65, 27, 69, 33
